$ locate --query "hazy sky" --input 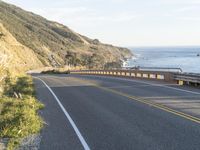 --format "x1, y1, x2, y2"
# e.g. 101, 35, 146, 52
3, 0, 200, 46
